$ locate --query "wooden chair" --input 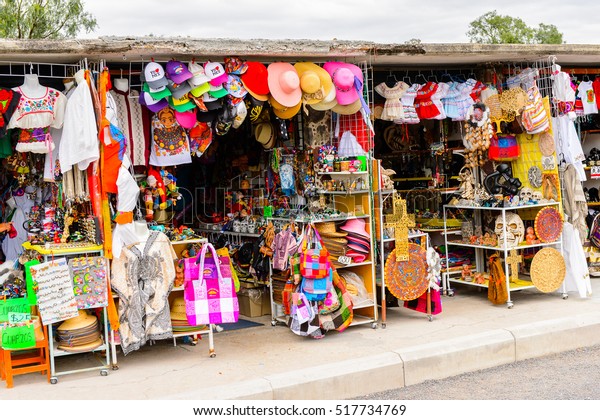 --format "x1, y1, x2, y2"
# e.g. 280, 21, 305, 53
0, 324, 51, 388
